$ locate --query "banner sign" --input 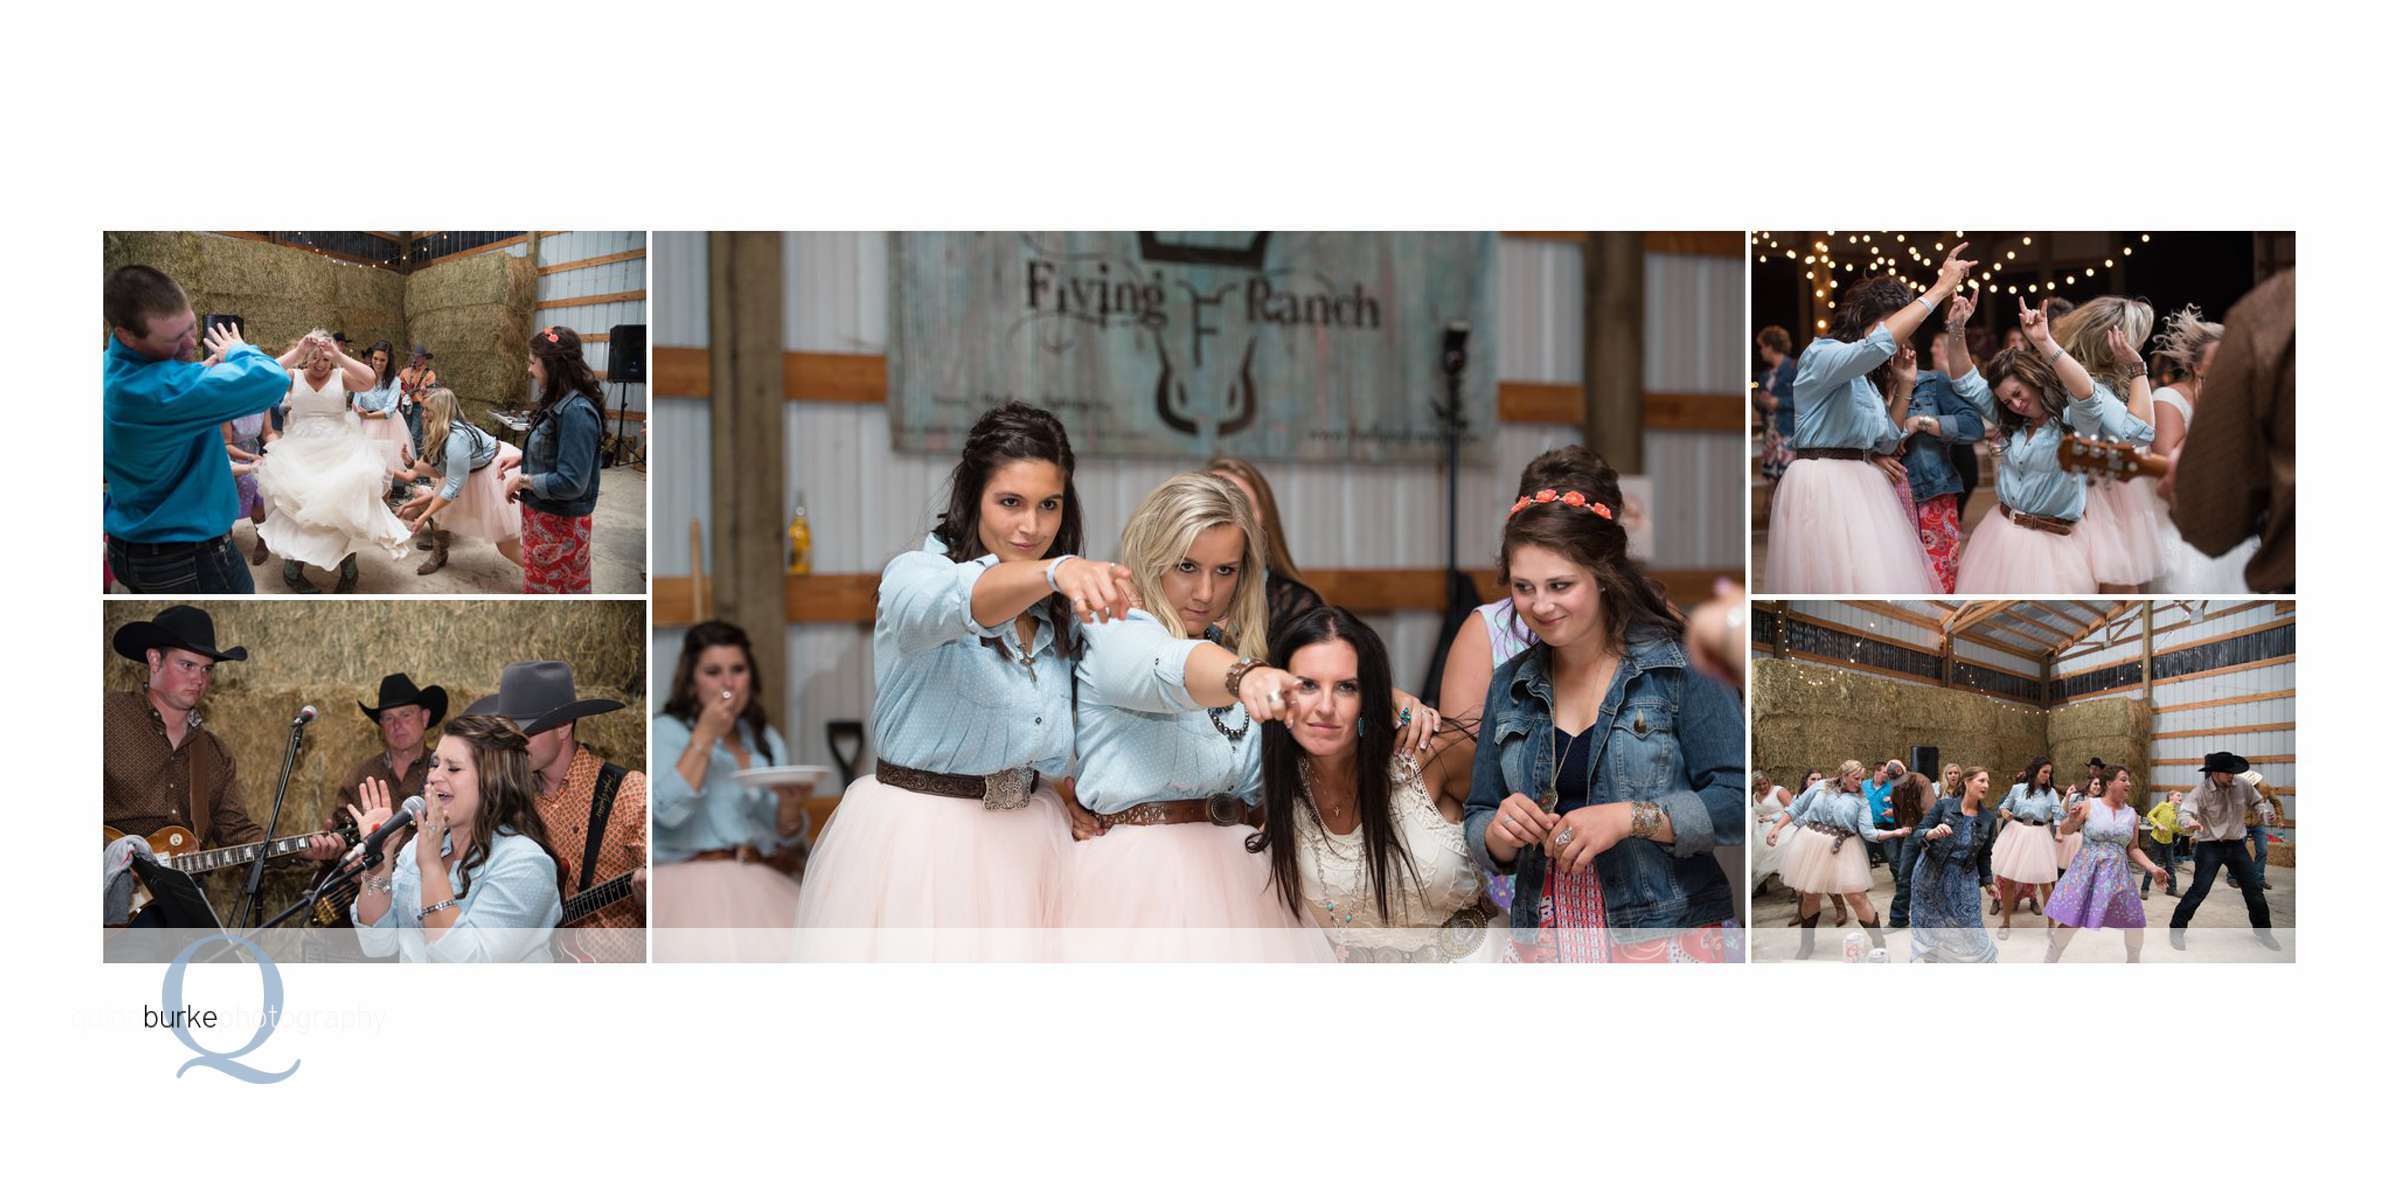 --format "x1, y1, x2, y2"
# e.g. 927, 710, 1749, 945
889, 232, 1498, 464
